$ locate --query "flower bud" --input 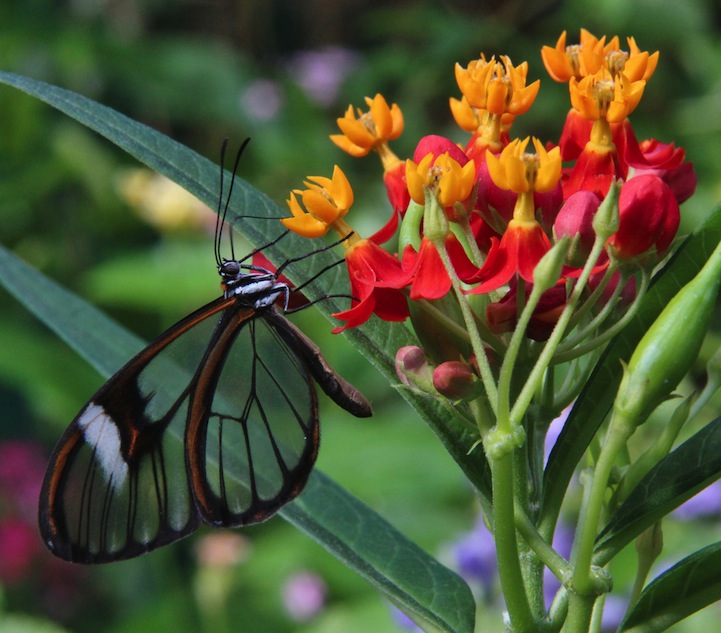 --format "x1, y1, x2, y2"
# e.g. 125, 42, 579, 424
614, 240, 721, 428
433, 360, 482, 401
607, 175, 679, 261
395, 346, 435, 392
554, 190, 600, 266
